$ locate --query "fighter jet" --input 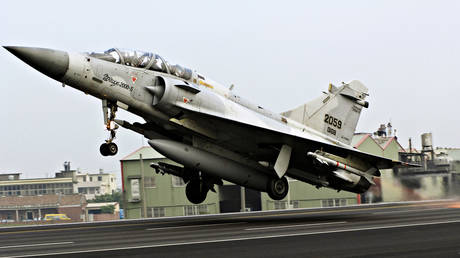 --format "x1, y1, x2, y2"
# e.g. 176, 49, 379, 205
4, 46, 411, 204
